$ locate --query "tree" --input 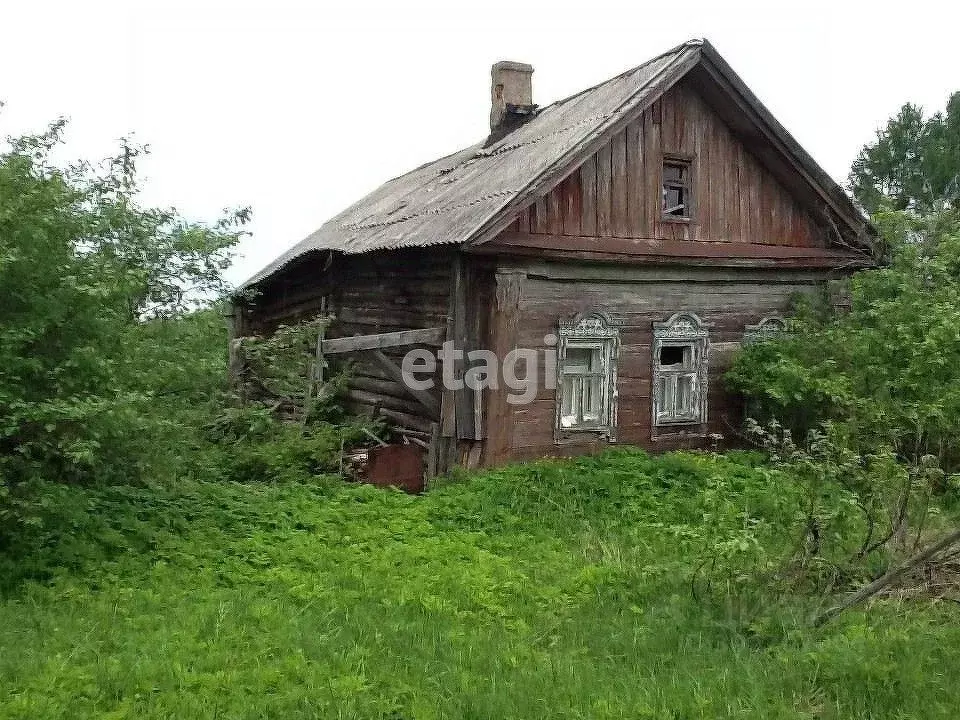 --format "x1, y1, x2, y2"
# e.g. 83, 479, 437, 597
849, 93, 960, 214
0, 118, 248, 535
